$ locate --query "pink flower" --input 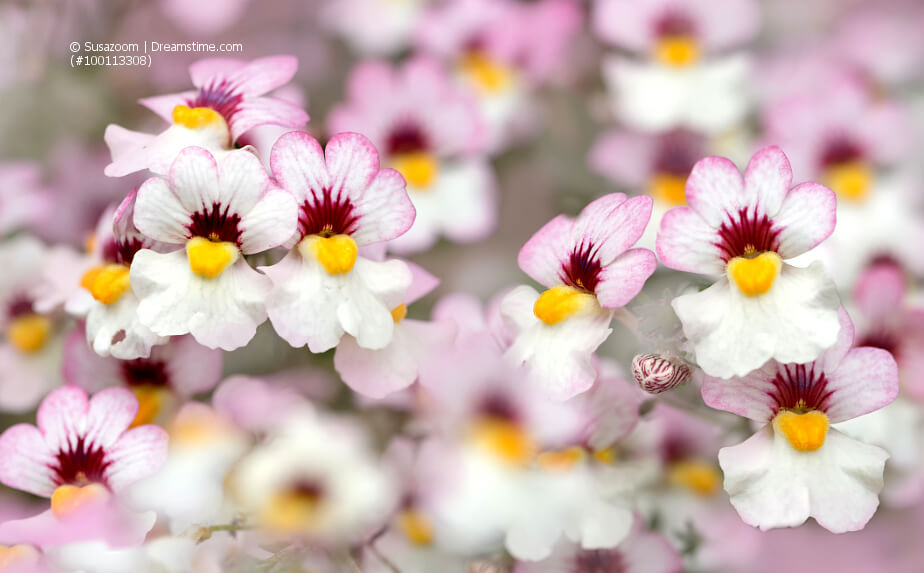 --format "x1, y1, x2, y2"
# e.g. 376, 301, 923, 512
0, 162, 50, 236
501, 193, 656, 399
702, 309, 899, 532
0, 386, 168, 503
261, 131, 415, 352
104, 55, 309, 177
656, 146, 841, 378
328, 57, 495, 253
